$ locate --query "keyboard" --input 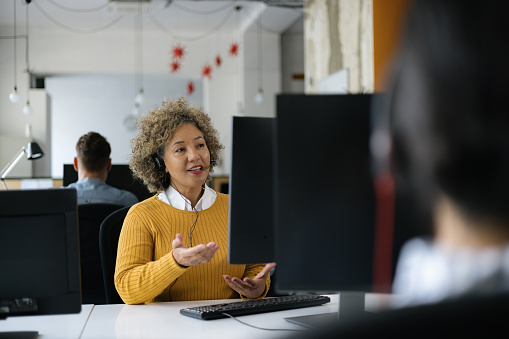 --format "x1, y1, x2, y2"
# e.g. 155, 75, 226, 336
180, 294, 331, 320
